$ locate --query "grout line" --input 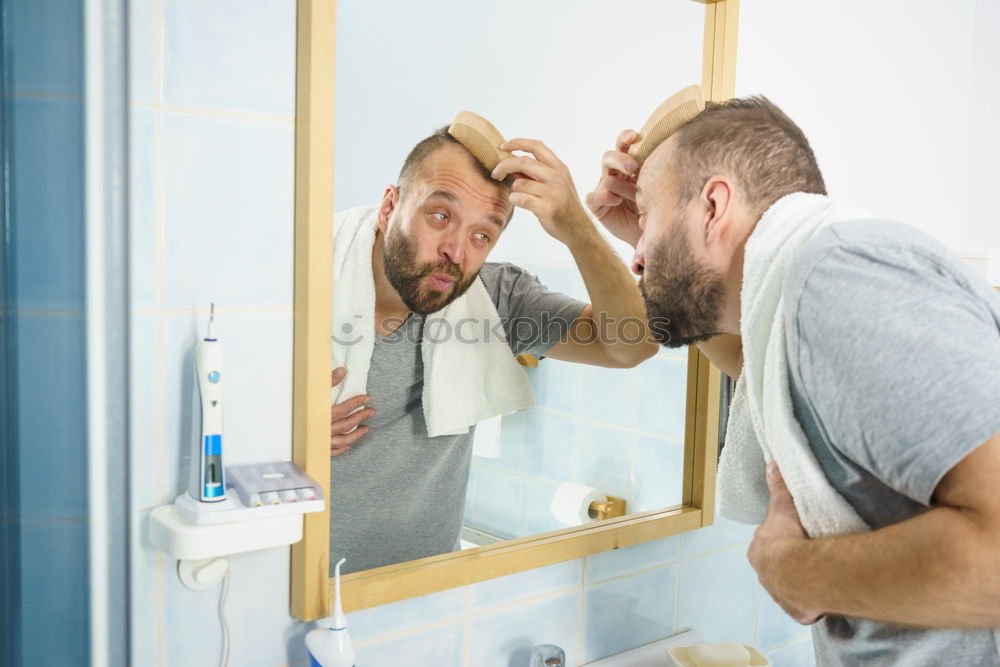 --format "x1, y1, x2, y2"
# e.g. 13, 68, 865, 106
154, 0, 163, 105
133, 305, 294, 315
352, 613, 469, 650
765, 635, 813, 655
675, 541, 751, 564
153, 3, 165, 665
674, 555, 682, 634
133, 101, 294, 123
463, 586, 472, 667
577, 558, 586, 663
471, 461, 558, 487
155, 550, 165, 667
355, 583, 581, 650
153, 96, 166, 509
15, 516, 87, 529
10, 309, 86, 317
753, 580, 761, 648
461, 585, 579, 623
530, 405, 686, 443
6, 90, 84, 102
152, 0, 167, 522
570, 419, 580, 482
583, 559, 680, 589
